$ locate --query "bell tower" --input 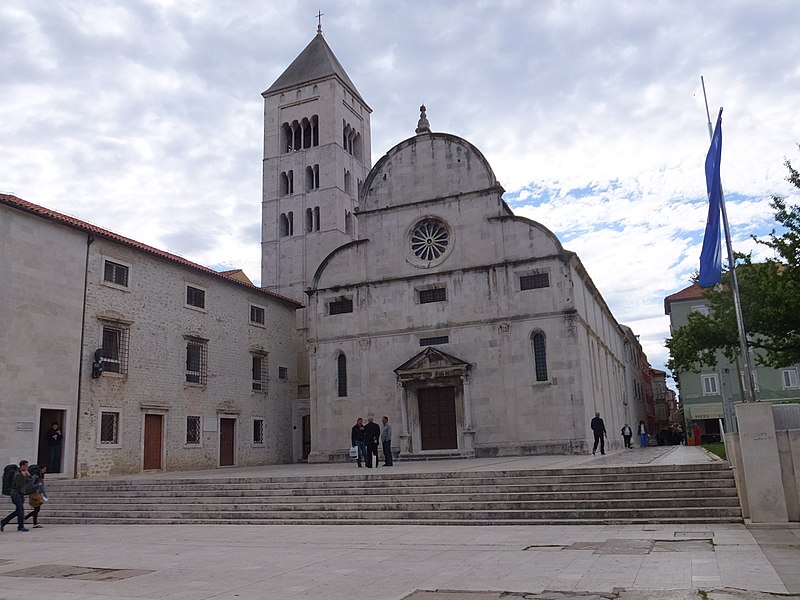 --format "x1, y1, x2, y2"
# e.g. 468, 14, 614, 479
260, 27, 372, 302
